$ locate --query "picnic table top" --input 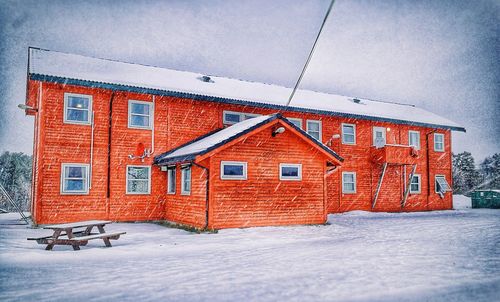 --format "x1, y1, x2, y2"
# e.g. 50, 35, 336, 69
43, 220, 112, 230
